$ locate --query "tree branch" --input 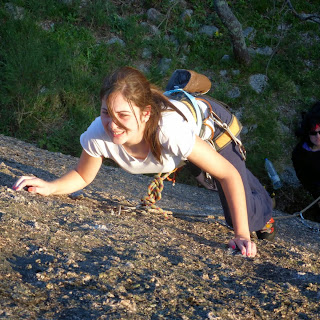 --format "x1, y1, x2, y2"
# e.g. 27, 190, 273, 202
286, 0, 320, 24
214, 0, 251, 66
